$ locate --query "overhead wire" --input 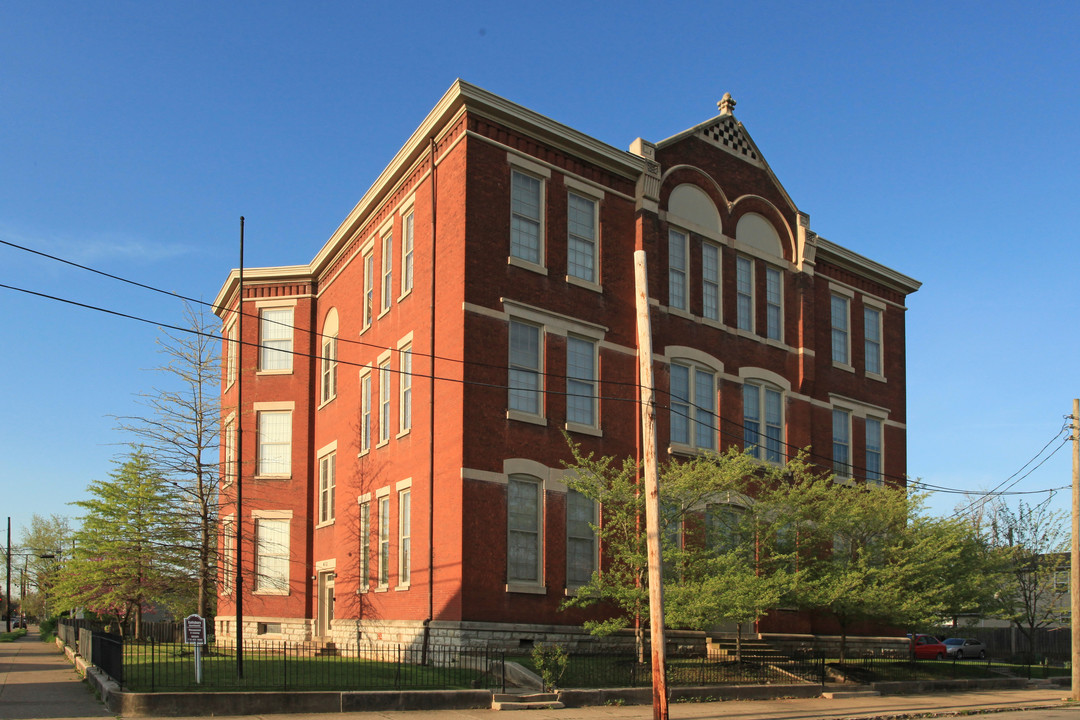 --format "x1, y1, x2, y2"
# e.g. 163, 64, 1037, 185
1, 240, 1071, 505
